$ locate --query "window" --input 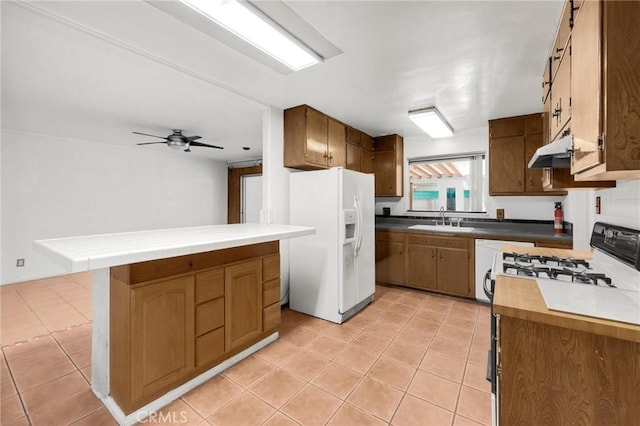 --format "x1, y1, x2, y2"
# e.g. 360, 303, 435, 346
409, 154, 486, 213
